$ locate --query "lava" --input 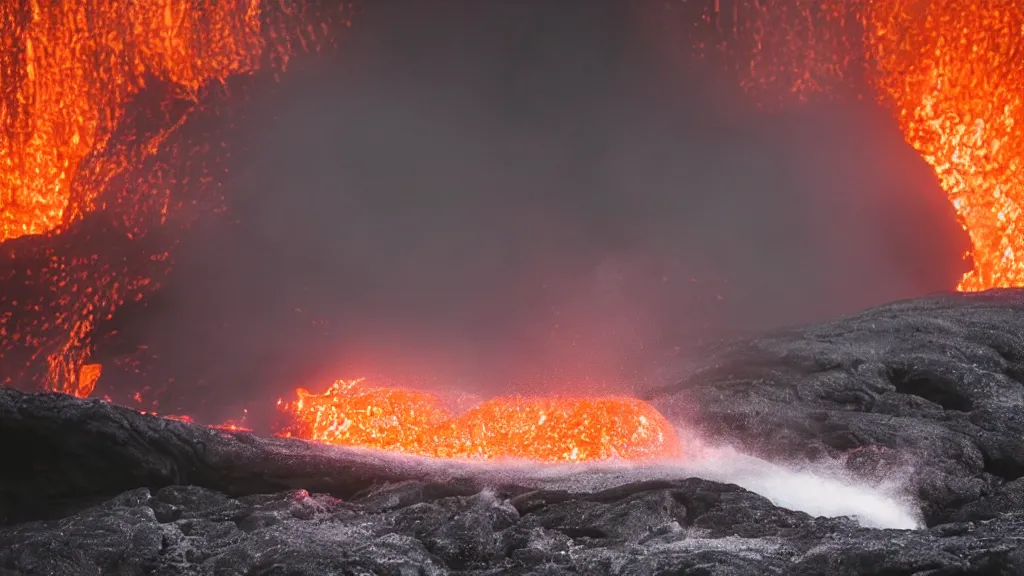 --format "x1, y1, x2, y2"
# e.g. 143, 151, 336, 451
704, 0, 1024, 290
0, 0, 335, 394
0, 0, 267, 243
861, 0, 1024, 290
2, 2, 1023, 465
162, 412, 251, 432
276, 379, 683, 463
